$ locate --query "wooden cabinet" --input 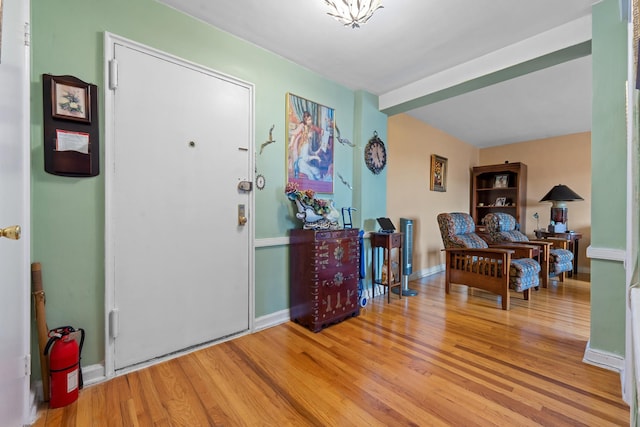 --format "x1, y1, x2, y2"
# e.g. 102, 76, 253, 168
289, 228, 360, 332
471, 162, 527, 231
